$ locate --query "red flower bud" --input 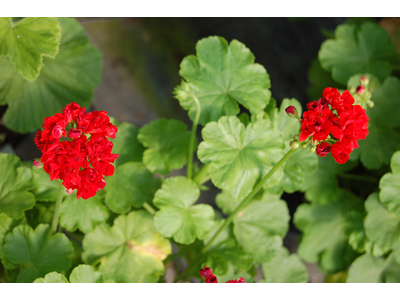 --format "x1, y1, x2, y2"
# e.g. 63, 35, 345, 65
199, 266, 213, 279
52, 124, 64, 139
360, 75, 369, 86
356, 85, 365, 94
285, 106, 299, 119
316, 142, 331, 157
33, 158, 43, 168
205, 274, 218, 283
